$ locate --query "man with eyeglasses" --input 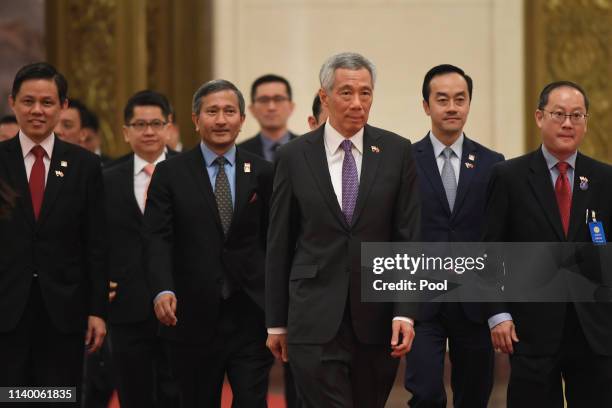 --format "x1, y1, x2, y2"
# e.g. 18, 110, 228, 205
102, 90, 178, 408
484, 81, 612, 406
239, 74, 297, 162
